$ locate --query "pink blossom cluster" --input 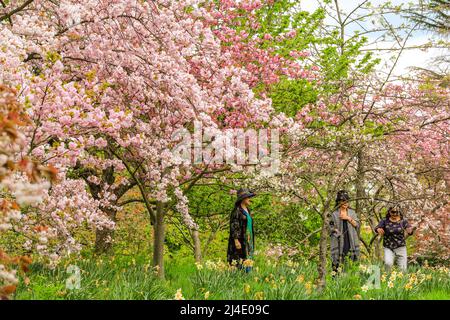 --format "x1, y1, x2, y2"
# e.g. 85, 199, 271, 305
14, 179, 114, 265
